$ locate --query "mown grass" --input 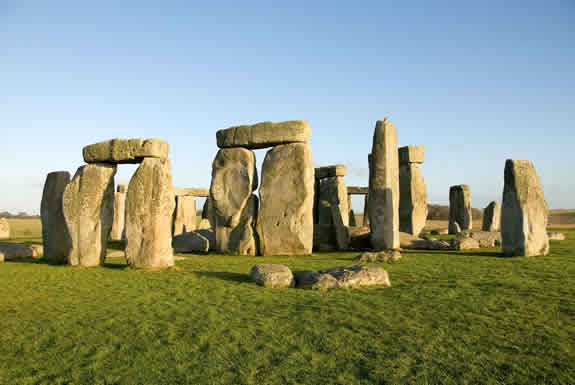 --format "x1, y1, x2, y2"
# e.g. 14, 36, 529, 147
1, 230, 574, 384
